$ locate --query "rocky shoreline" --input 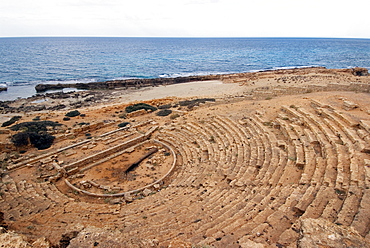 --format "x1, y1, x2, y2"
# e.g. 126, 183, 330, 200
34, 67, 369, 93
0, 90, 110, 114
35, 74, 221, 92
1, 66, 368, 115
